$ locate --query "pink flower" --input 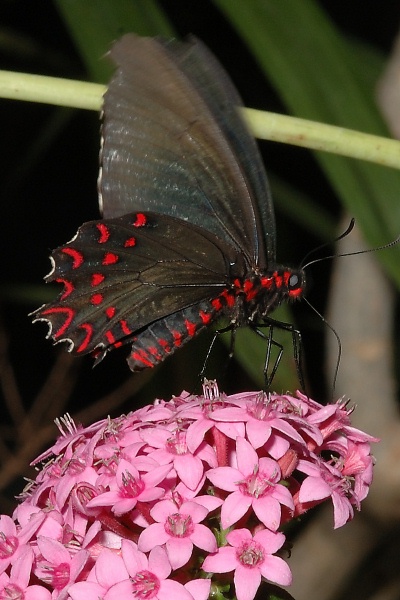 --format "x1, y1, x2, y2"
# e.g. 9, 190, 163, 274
0, 513, 45, 575
141, 428, 217, 490
179, 402, 246, 453
342, 441, 374, 503
212, 392, 309, 453
297, 458, 355, 528
0, 546, 51, 600
87, 458, 172, 515
138, 498, 217, 568
207, 437, 294, 529
184, 578, 211, 600
34, 536, 88, 597
68, 547, 130, 600
121, 541, 195, 600
203, 528, 292, 600
0, 386, 376, 599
